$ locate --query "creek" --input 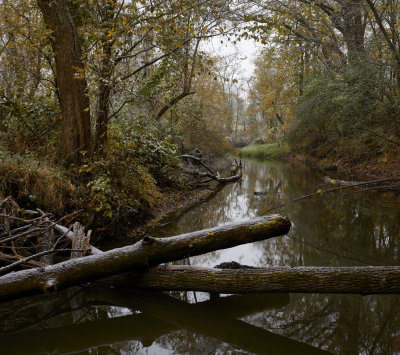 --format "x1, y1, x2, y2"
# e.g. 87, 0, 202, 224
1, 158, 399, 354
